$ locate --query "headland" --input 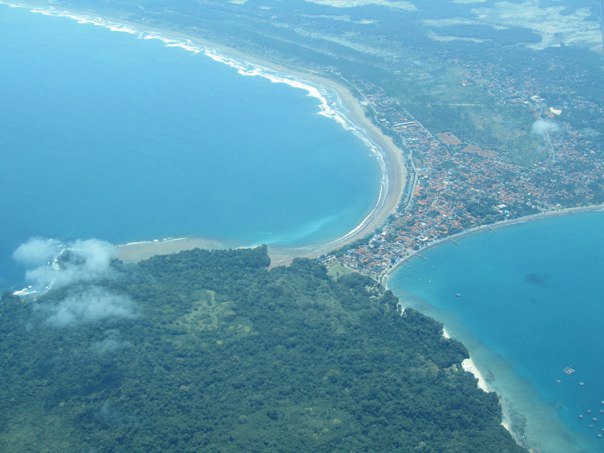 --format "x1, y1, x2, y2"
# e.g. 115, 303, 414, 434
390, 208, 604, 452
6, 4, 603, 451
